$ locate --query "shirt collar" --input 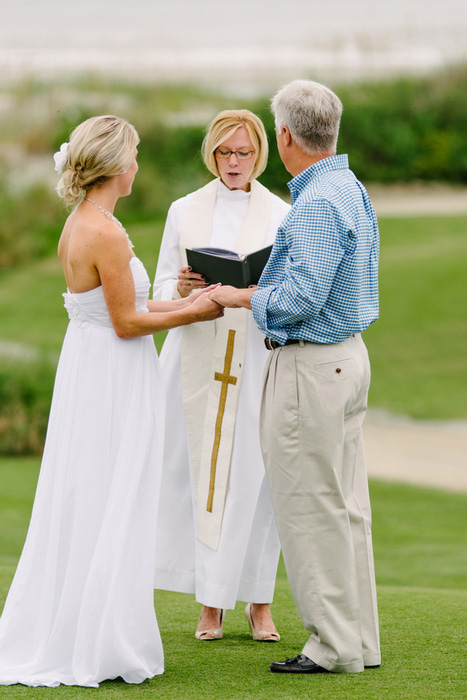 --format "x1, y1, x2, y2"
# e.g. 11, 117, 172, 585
288, 154, 349, 203
217, 178, 251, 200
